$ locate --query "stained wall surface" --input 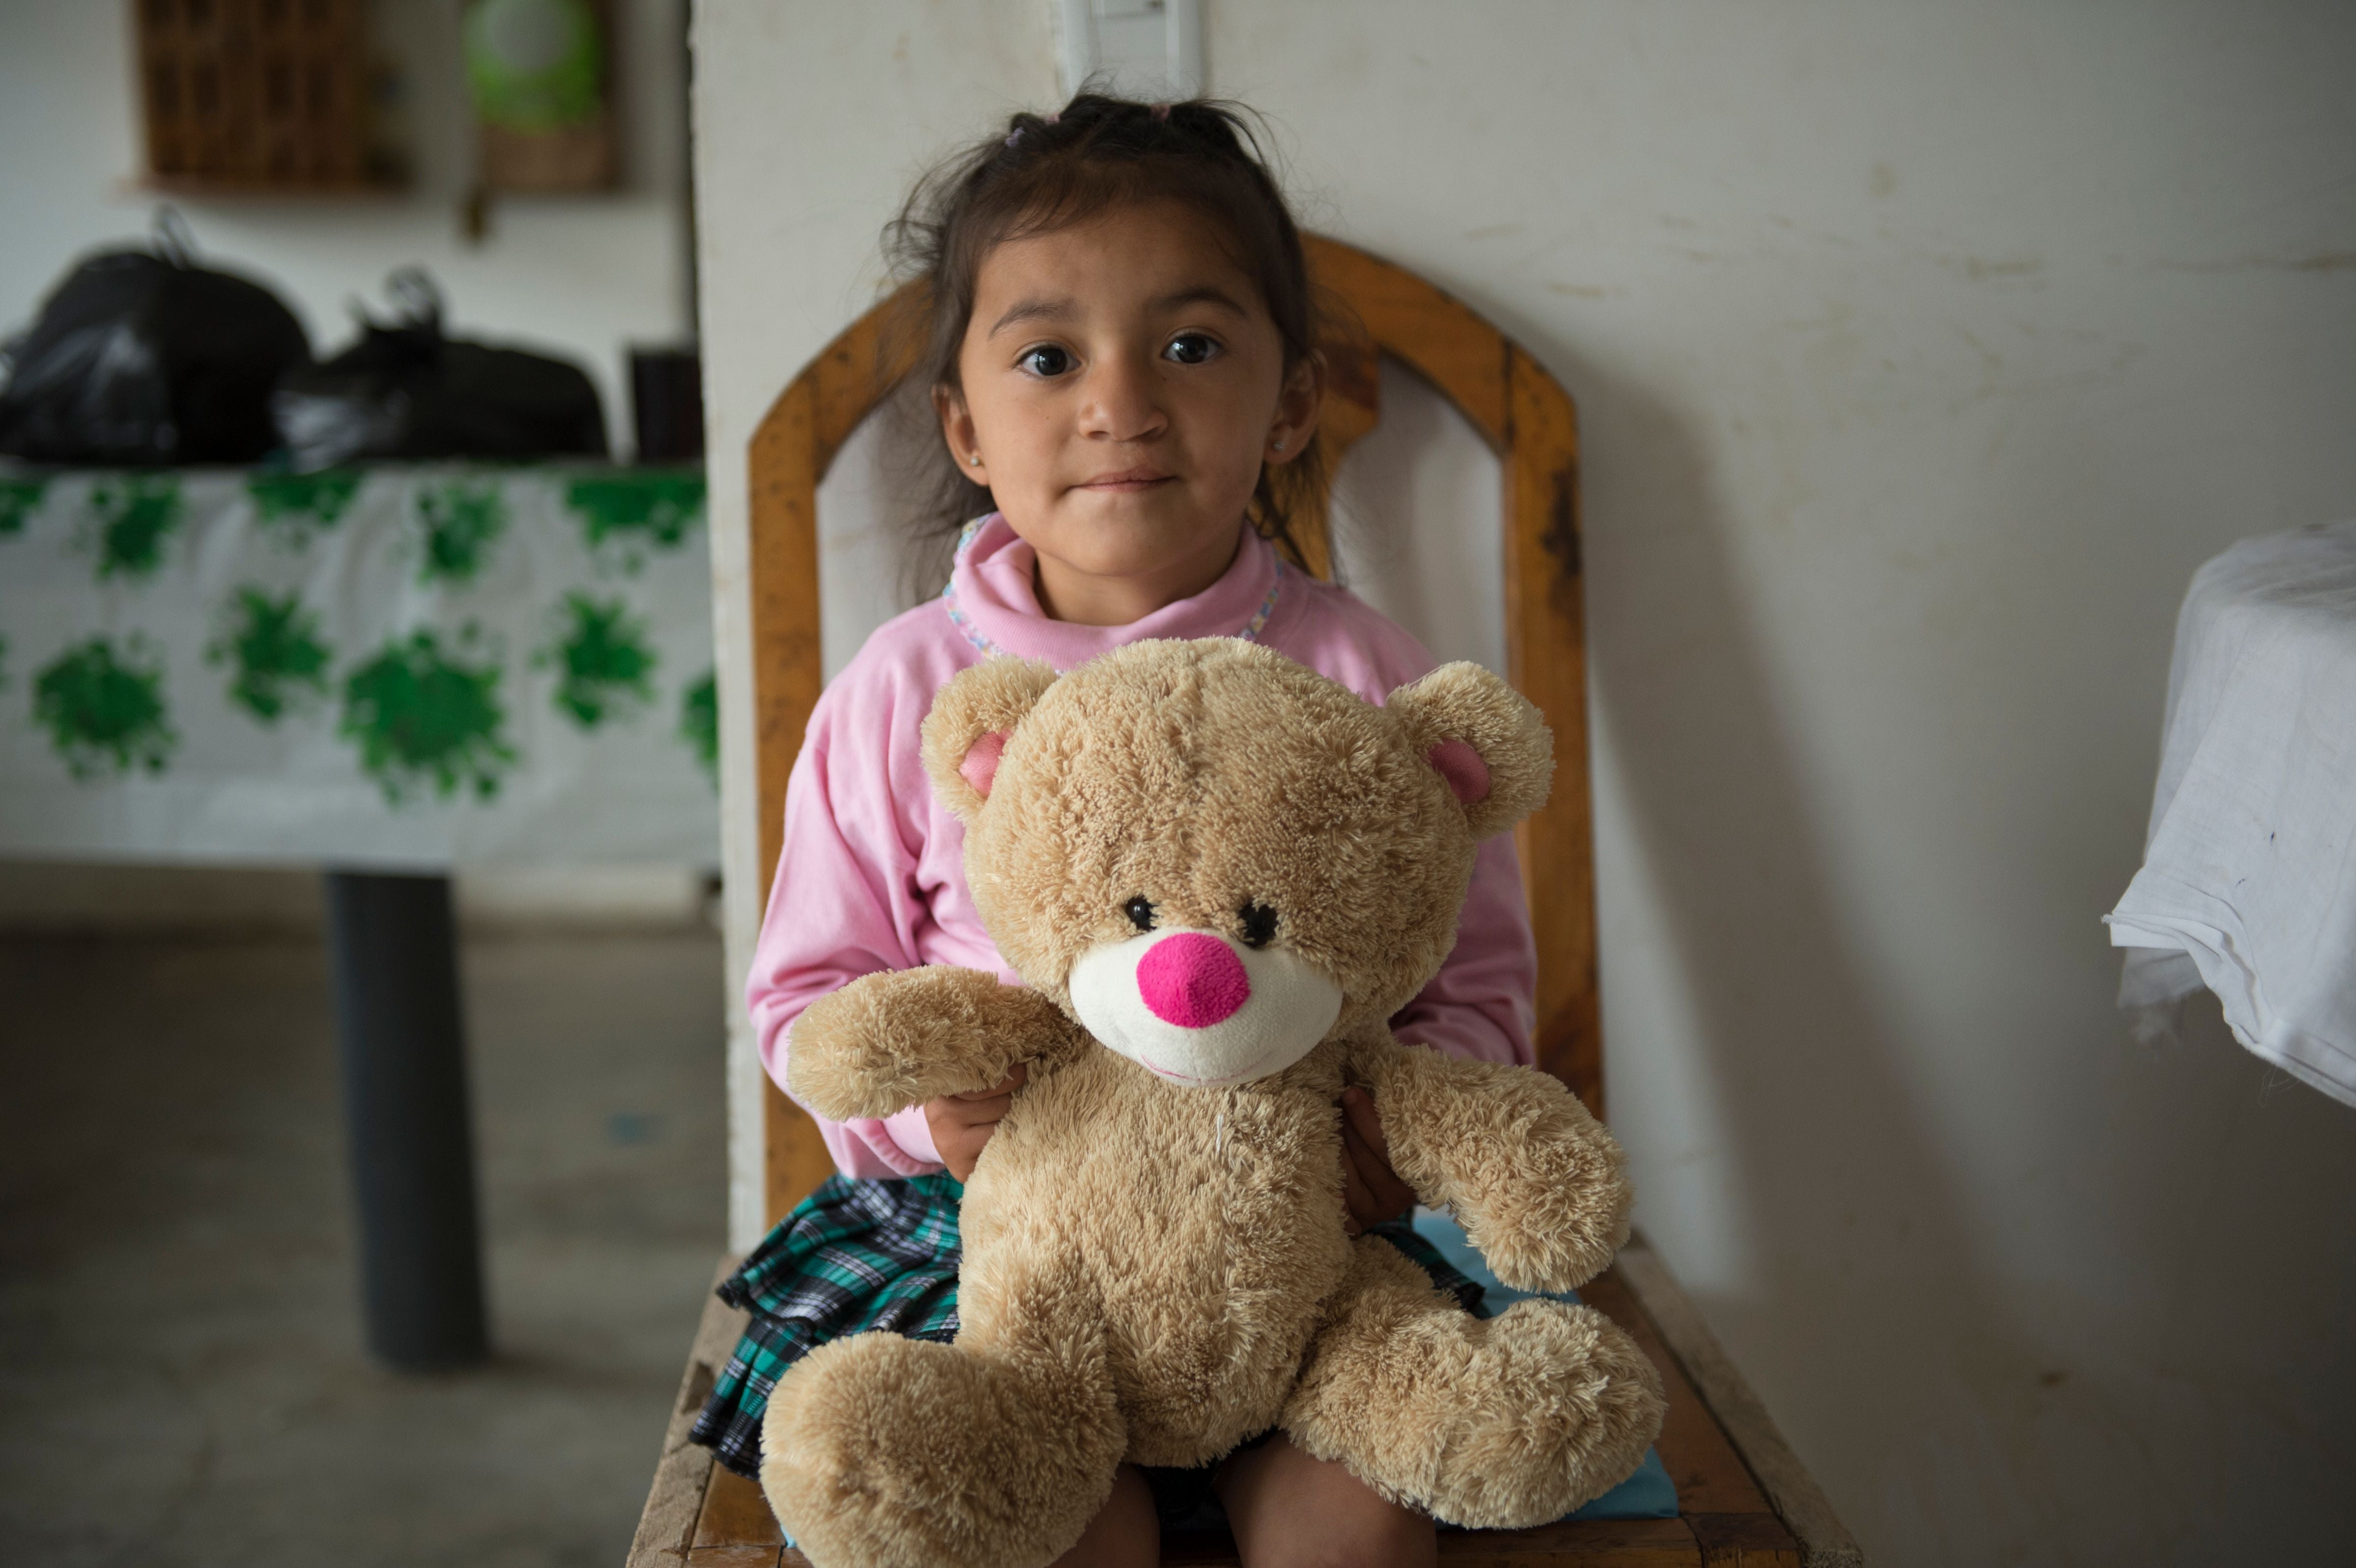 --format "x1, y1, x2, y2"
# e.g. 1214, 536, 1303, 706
689, 3, 2356, 1562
